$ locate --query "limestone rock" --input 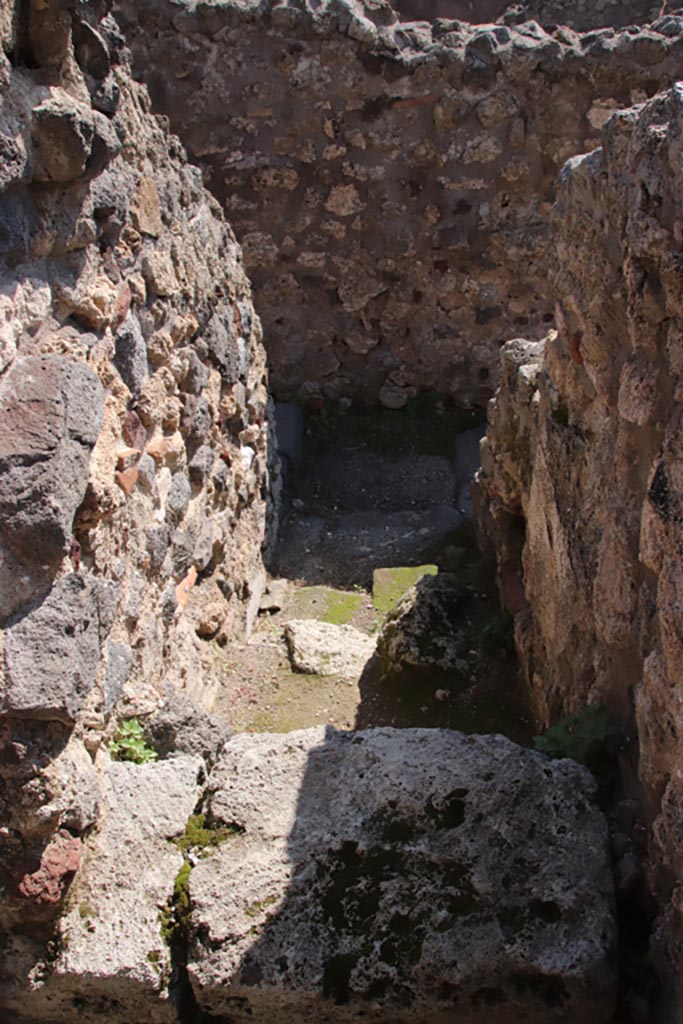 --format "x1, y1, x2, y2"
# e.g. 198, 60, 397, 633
376, 573, 468, 671
187, 727, 616, 1023
259, 577, 289, 613
284, 619, 375, 678
10, 756, 203, 1024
